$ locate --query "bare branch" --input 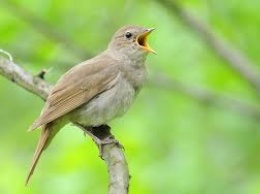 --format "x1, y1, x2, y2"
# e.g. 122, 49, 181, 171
149, 73, 260, 119
104, 143, 129, 194
74, 124, 130, 194
0, 56, 129, 194
0, 56, 51, 100
155, 0, 260, 94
